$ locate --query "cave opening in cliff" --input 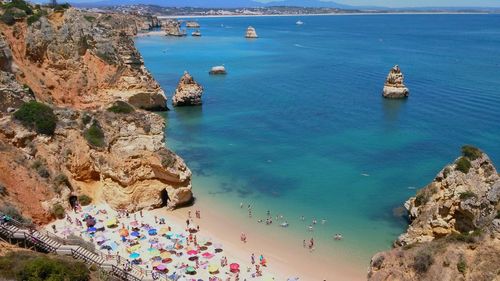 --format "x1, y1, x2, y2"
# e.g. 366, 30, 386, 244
69, 195, 78, 209
160, 189, 170, 207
